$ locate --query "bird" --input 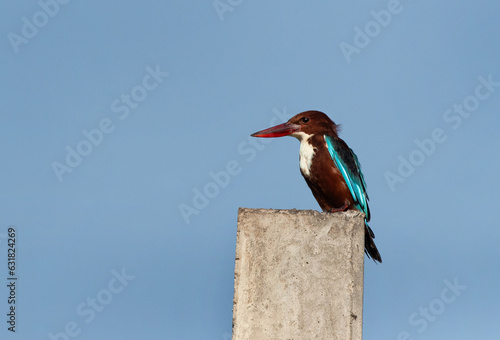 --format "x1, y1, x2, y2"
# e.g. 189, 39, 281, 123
251, 110, 382, 263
